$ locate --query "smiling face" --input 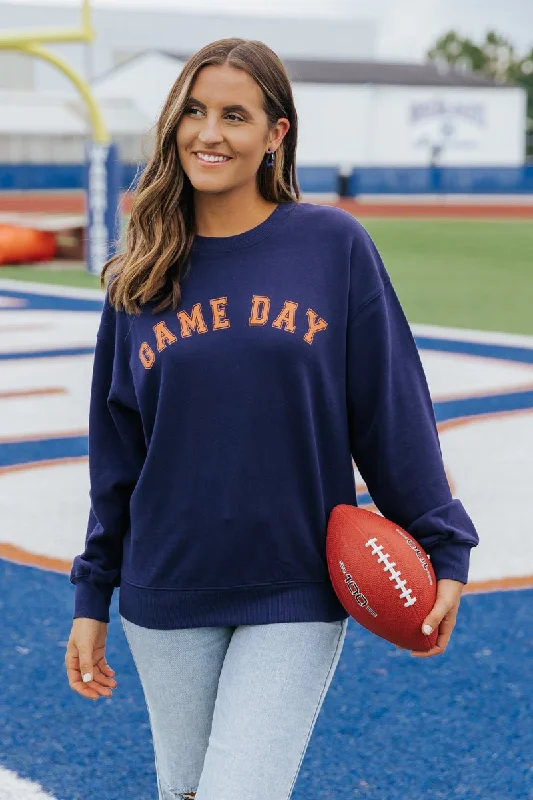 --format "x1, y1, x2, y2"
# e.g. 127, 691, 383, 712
176, 63, 289, 199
